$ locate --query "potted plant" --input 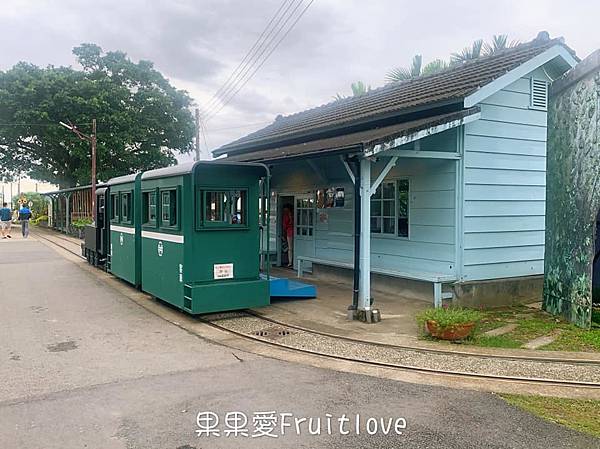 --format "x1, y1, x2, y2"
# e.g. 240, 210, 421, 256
416, 307, 482, 341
